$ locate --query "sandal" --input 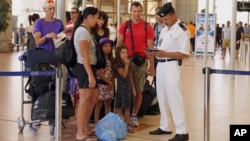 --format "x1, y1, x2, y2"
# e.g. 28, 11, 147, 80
127, 126, 134, 133
86, 131, 95, 136
76, 138, 87, 141
86, 136, 99, 141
